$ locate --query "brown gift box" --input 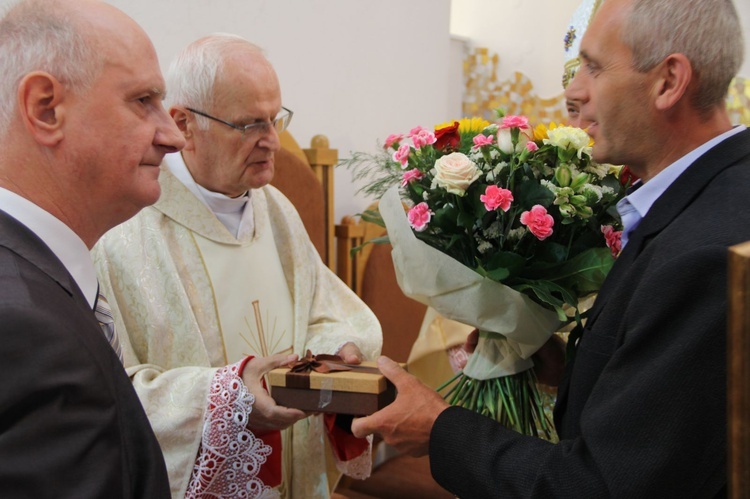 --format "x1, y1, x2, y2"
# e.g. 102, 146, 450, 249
268, 360, 396, 416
